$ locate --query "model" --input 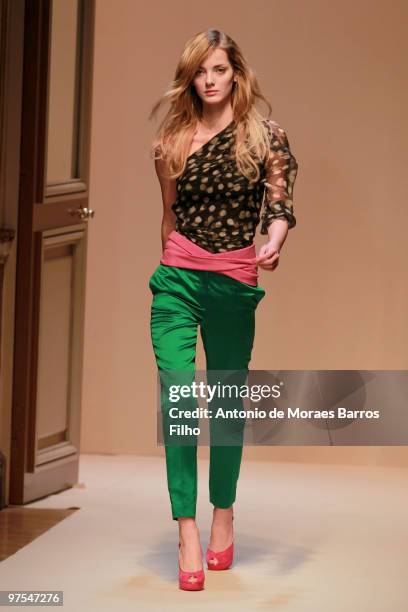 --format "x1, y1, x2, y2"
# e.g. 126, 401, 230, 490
148, 28, 298, 591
